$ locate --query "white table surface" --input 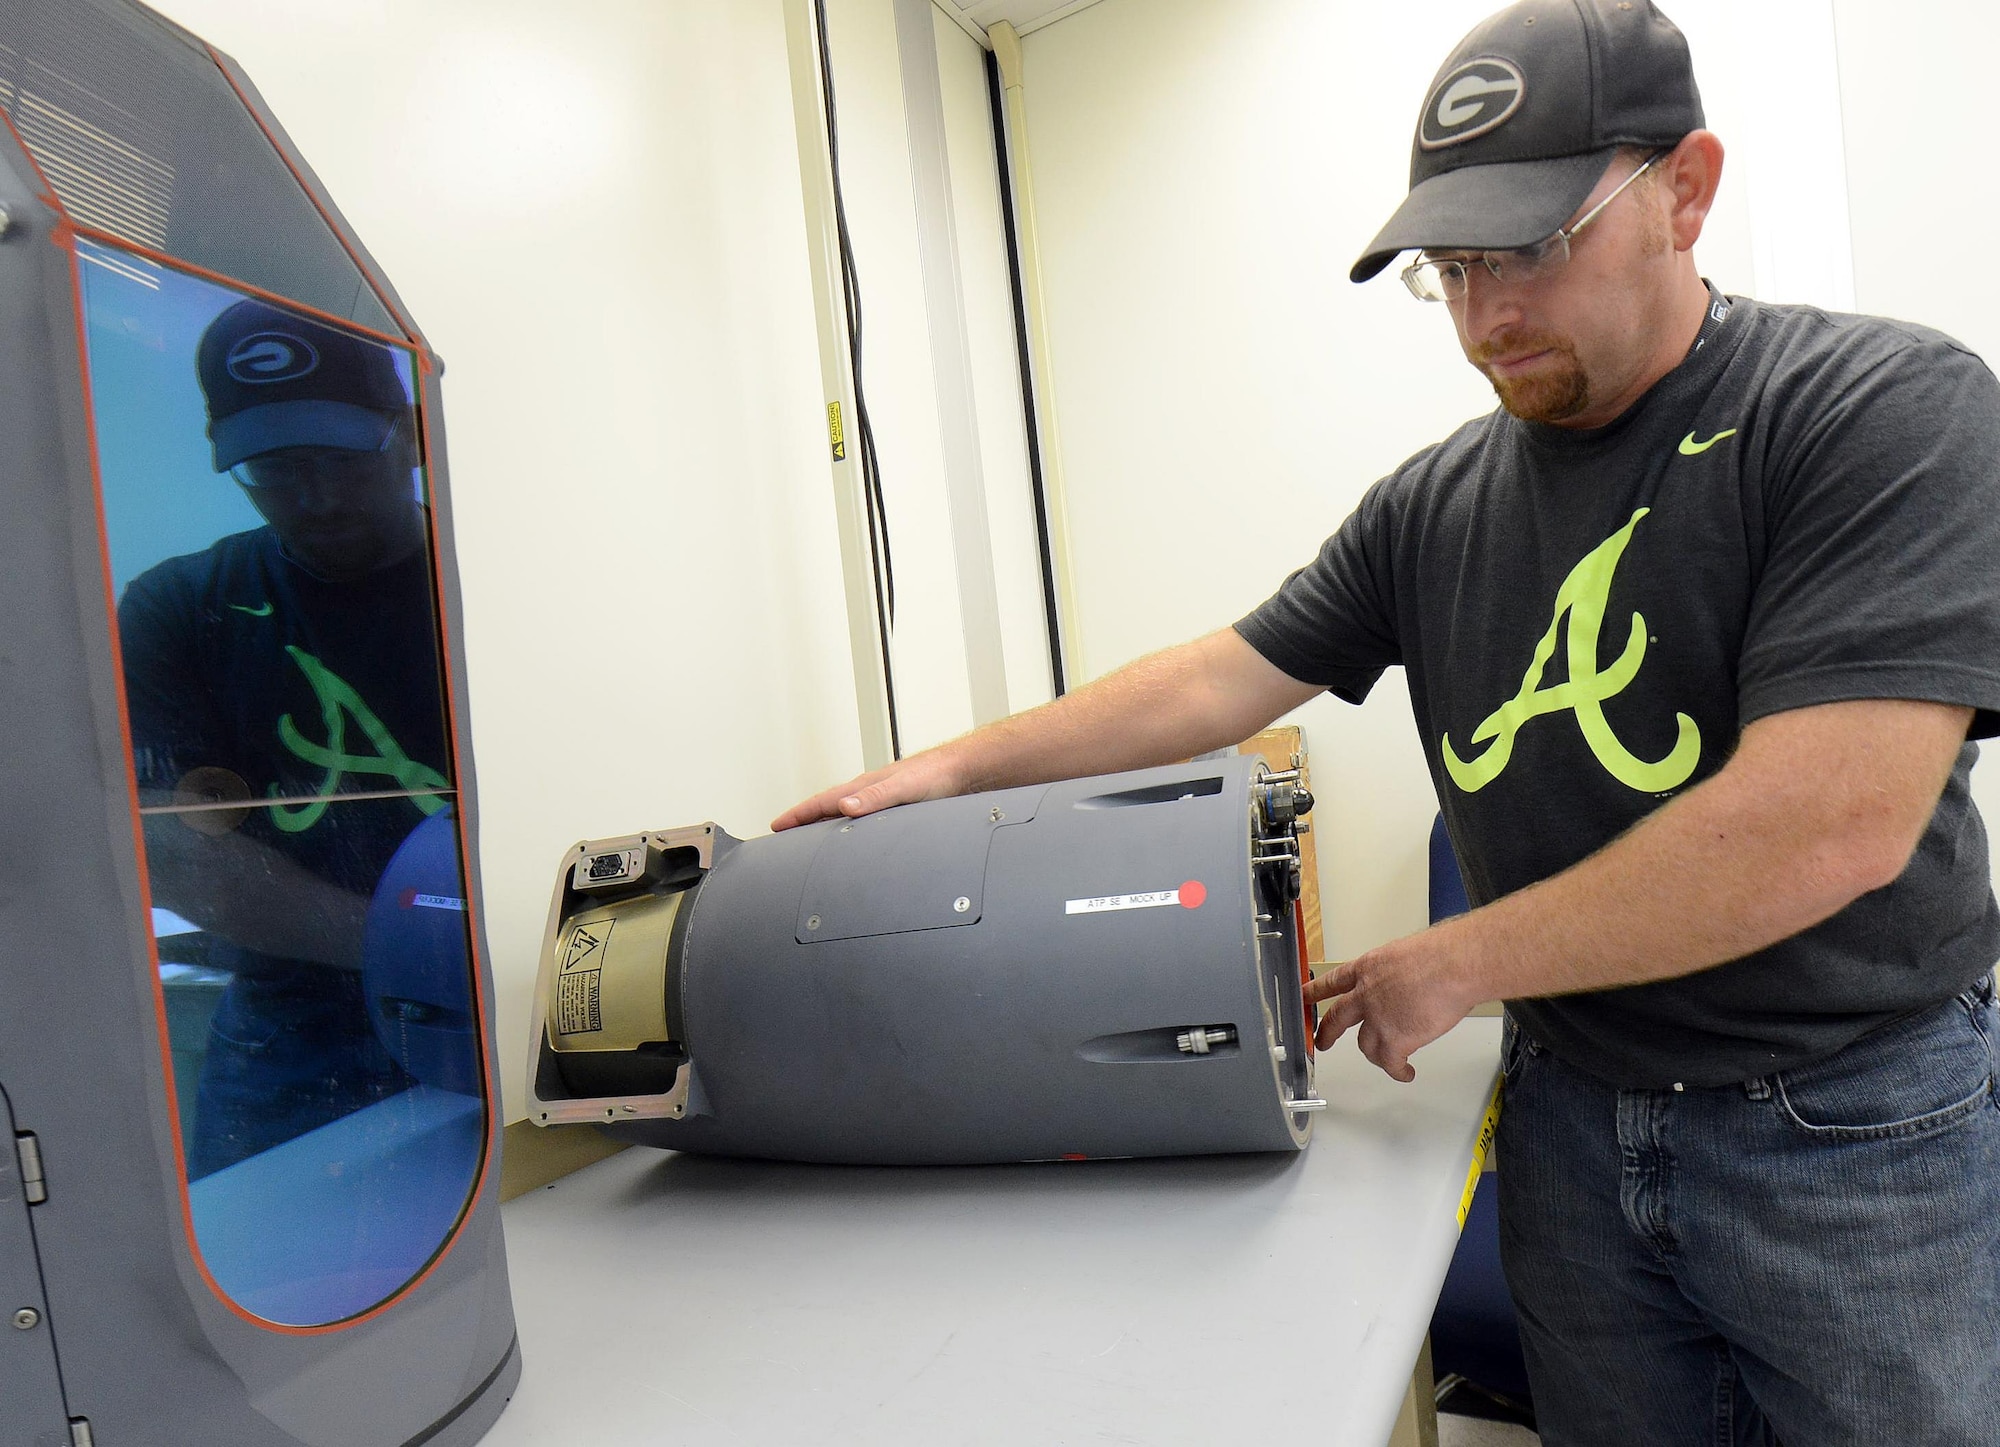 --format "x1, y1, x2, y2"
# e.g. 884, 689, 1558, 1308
483, 1016, 1502, 1447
